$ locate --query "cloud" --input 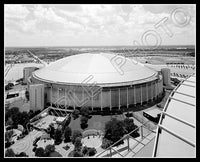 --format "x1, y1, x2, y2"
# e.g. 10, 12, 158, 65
5, 4, 30, 19
4, 4, 195, 46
